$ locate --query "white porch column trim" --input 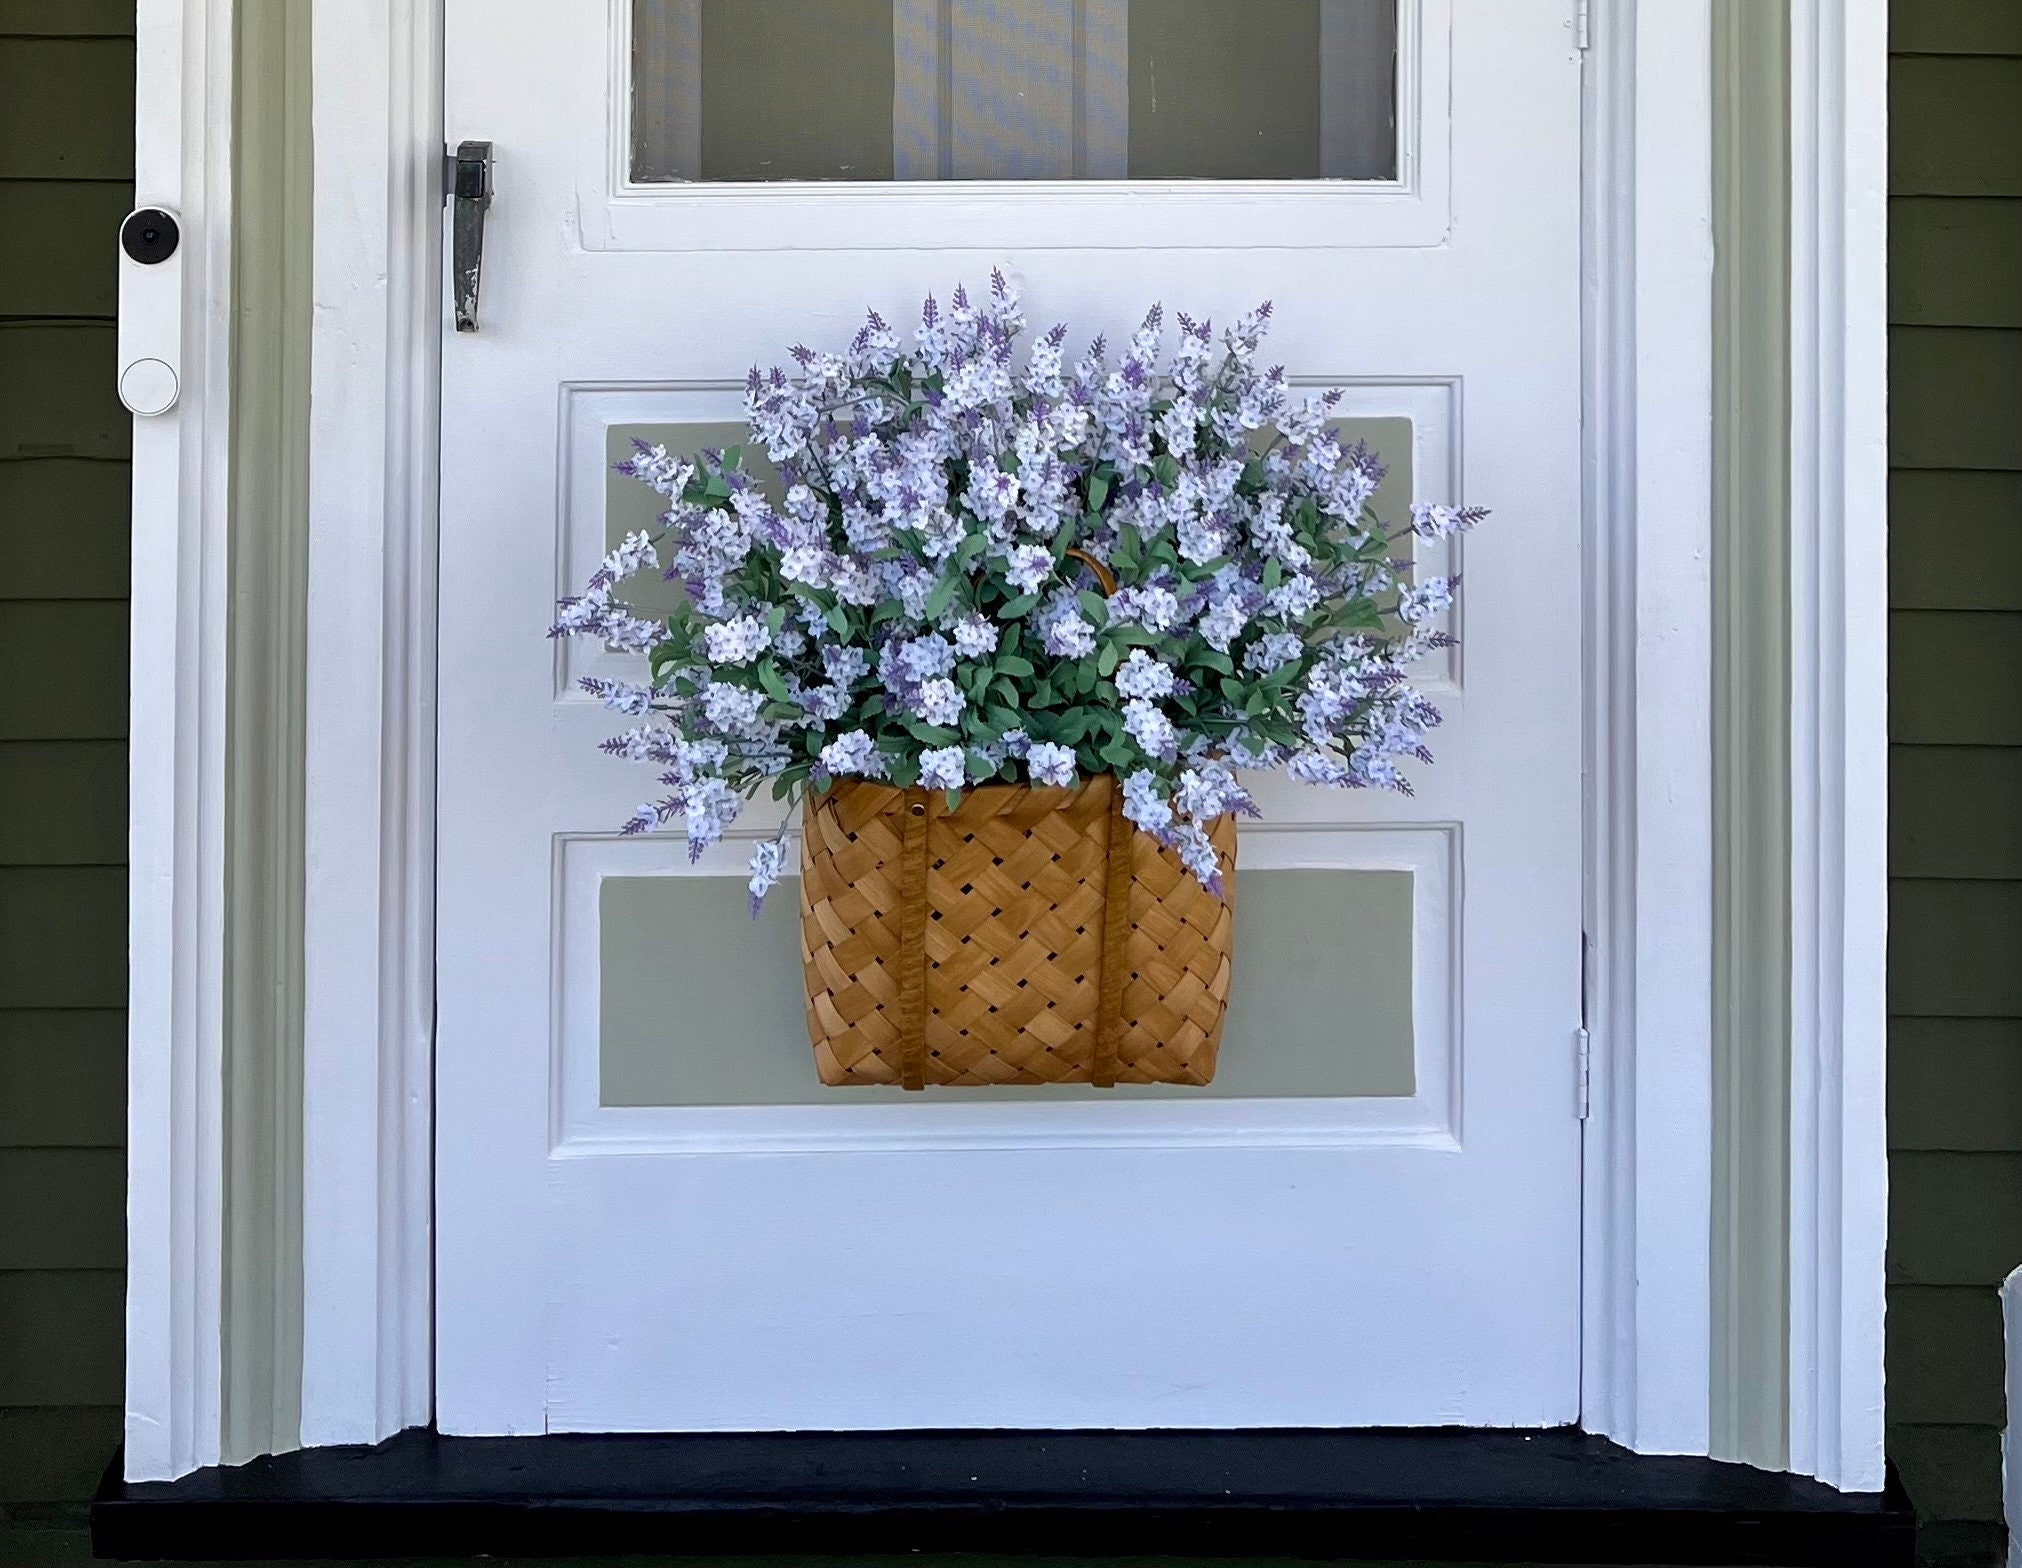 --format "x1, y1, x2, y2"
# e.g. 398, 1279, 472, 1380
1784, 0, 1889, 1495
124, 0, 237, 1485
299, 0, 442, 1447
1579, 0, 1717, 1458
